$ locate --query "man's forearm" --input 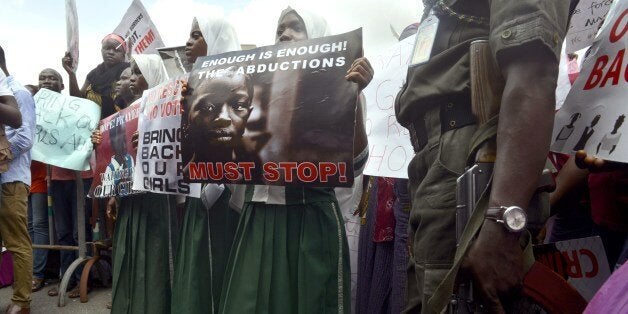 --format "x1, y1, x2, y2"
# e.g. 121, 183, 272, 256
0, 95, 22, 128
489, 51, 558, 210
67, 72, 83, 98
